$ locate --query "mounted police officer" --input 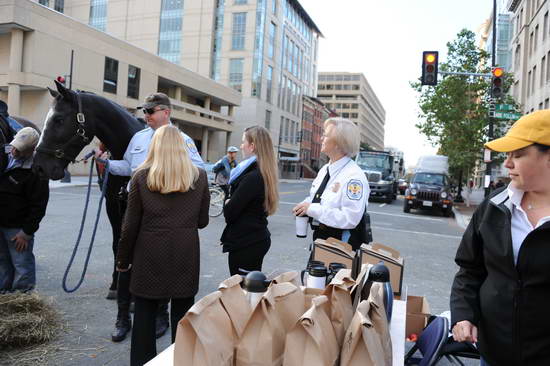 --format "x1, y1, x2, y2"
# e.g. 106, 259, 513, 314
97, 92, 204, 342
